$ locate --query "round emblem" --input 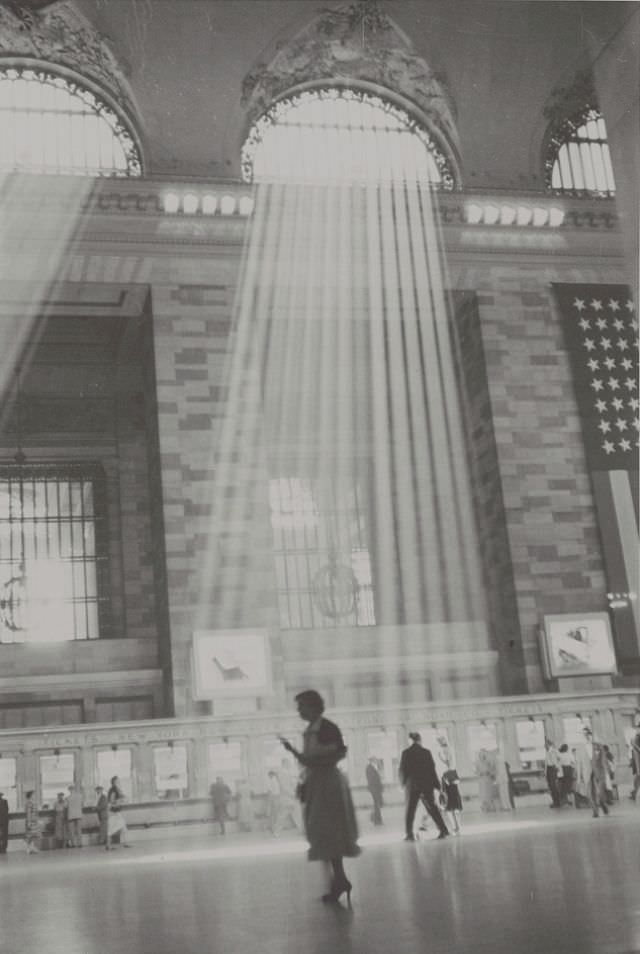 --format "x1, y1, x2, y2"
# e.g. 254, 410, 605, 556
312, 556, 359, 619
